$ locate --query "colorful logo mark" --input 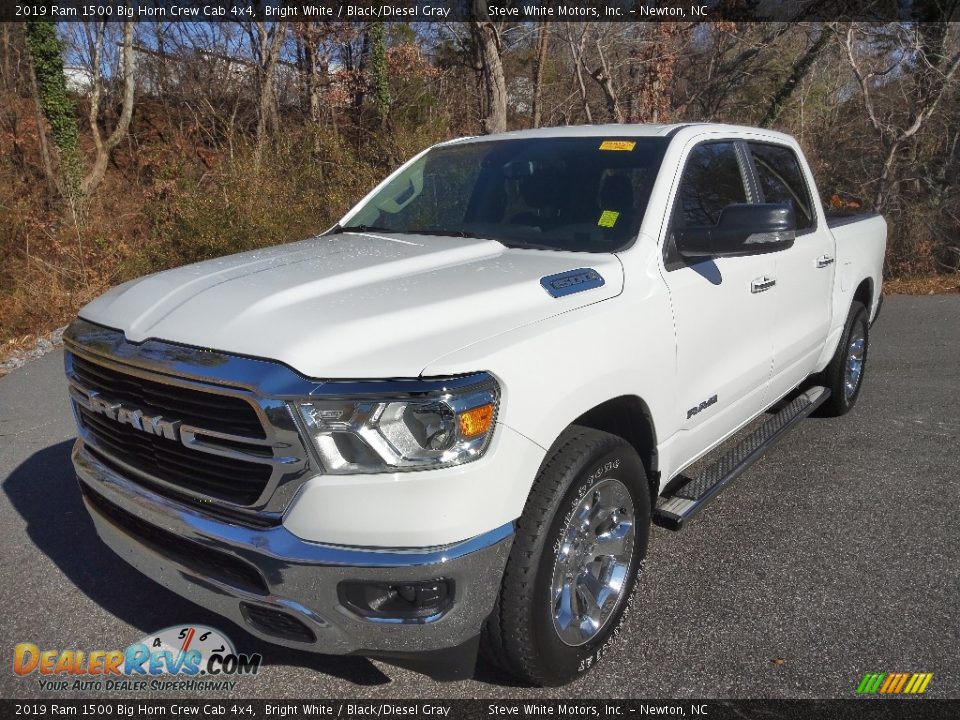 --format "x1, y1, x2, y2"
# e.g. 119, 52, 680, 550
14, 625, 261, 678
857, 672, 933, 695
